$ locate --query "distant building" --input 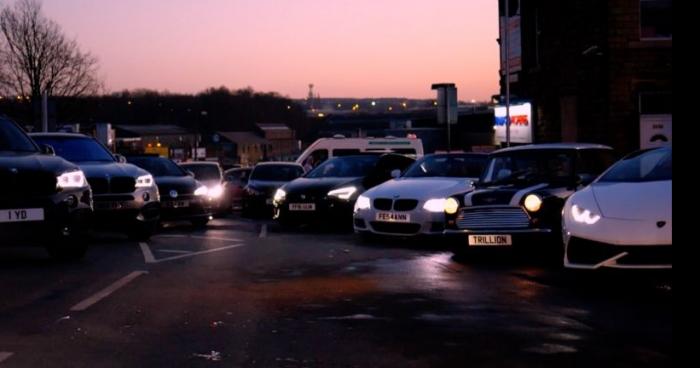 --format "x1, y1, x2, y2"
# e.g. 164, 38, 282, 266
256, 123, 299, 161
217, 131, 271, 167
498, 0, 672, 152
113, 124, 199, 160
